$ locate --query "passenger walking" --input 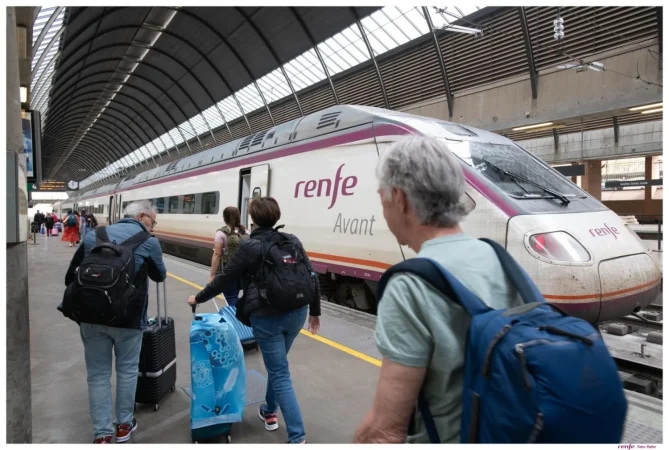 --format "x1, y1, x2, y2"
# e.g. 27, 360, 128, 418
74, 210, 82, 243
188, 197, 321, 444
61, 209, 80, 247
34, 210, 45, 233
353, 136, 523, 444
44, 213, 55, 237
61, 200, 166, 443
208, 206, 248, 307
